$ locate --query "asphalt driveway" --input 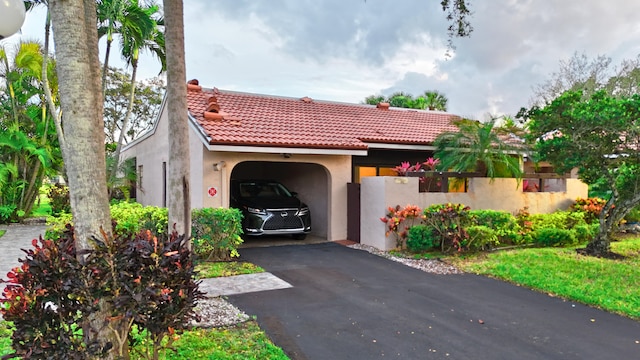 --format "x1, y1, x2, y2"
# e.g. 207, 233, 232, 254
228, 242, 640, 360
